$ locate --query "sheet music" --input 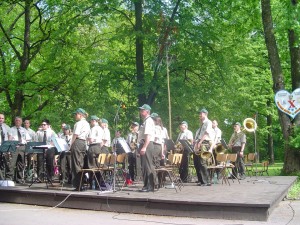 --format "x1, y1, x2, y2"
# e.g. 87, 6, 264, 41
52, 137, 69, 152
118, 138, 131, 153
